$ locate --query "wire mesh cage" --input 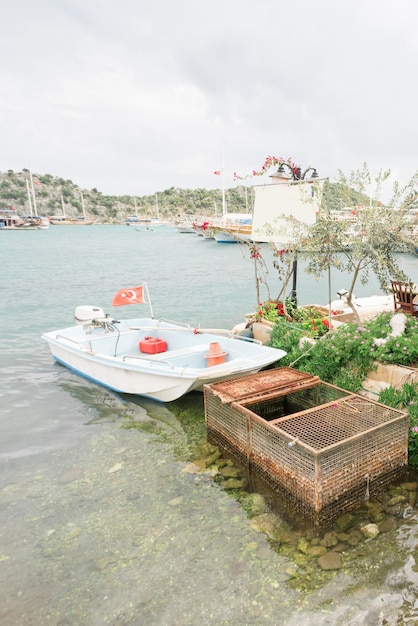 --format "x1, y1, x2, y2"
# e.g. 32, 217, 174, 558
204, 368, 408, 527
